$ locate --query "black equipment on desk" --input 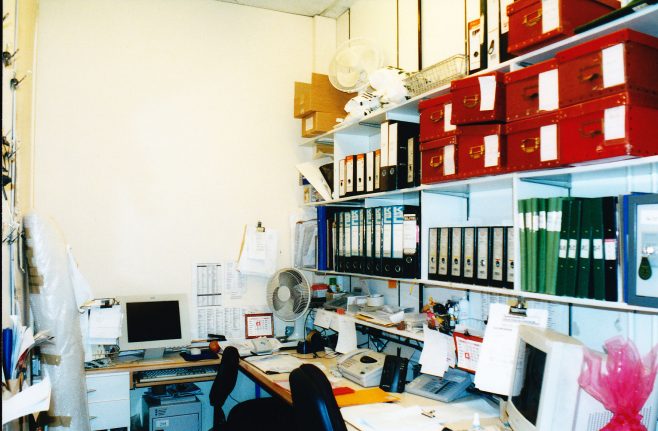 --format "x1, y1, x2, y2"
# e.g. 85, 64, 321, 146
379, 348, 409, 394
297, 330, 325, 354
